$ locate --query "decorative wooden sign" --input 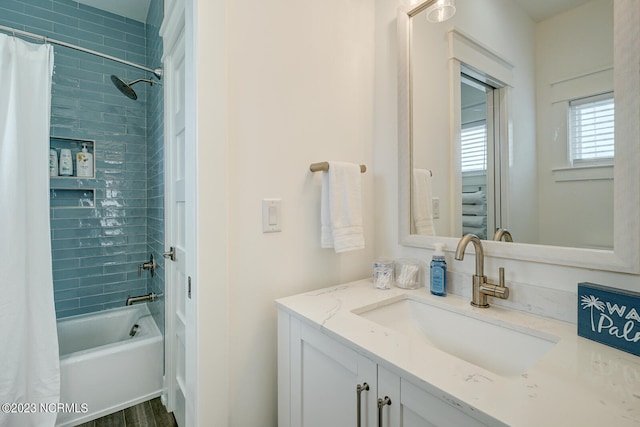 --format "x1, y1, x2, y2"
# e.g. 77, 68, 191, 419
578, 283, 640, 357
